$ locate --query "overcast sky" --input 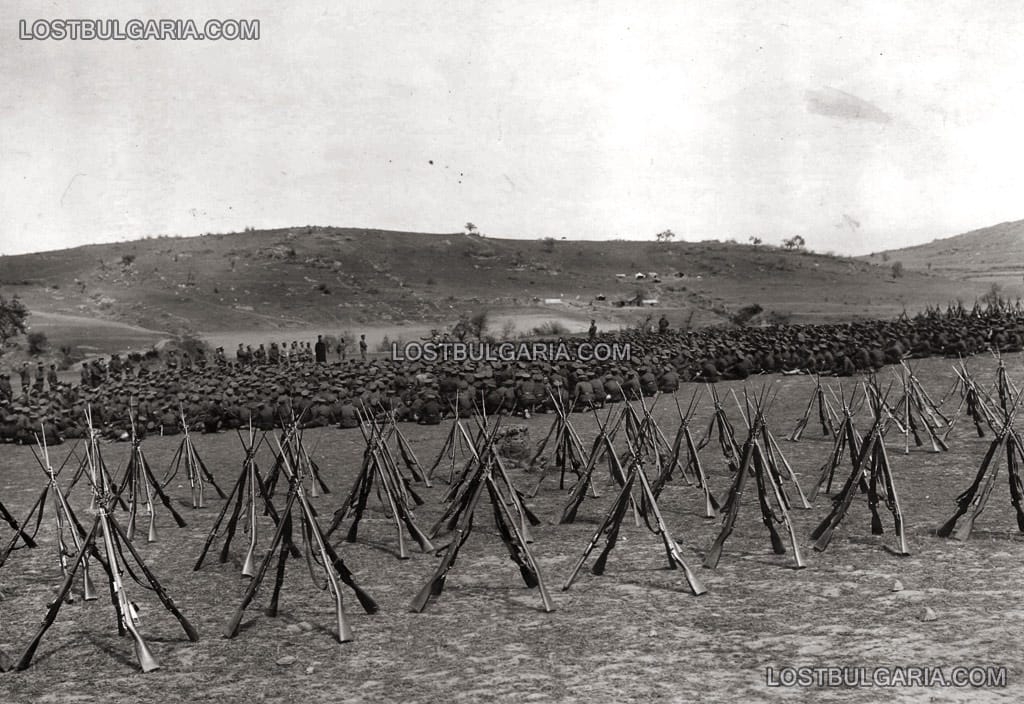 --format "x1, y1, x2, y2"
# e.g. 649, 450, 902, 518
2, 0, 1023, 255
